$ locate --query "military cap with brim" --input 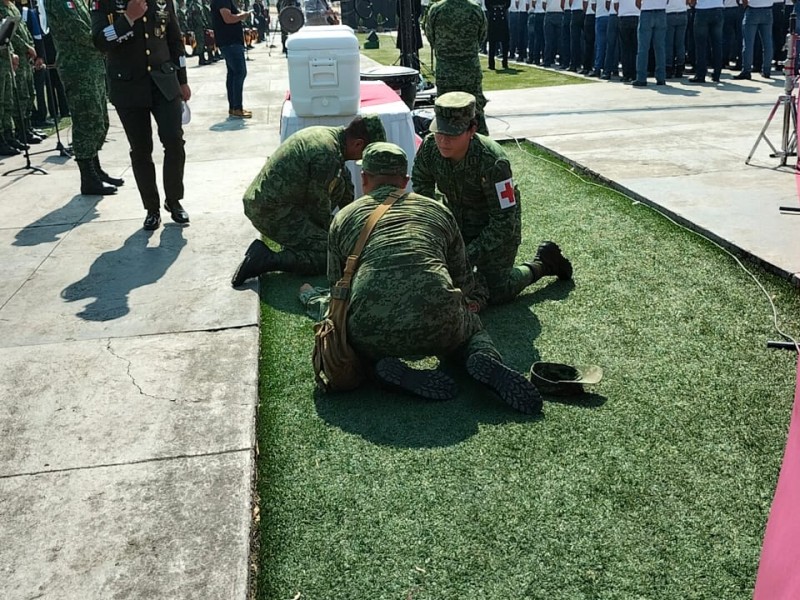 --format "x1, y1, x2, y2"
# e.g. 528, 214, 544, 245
529, 362, 603, 396
358, 142, 408, 176
429, 91, 477, 136
361, 114, 387, 144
